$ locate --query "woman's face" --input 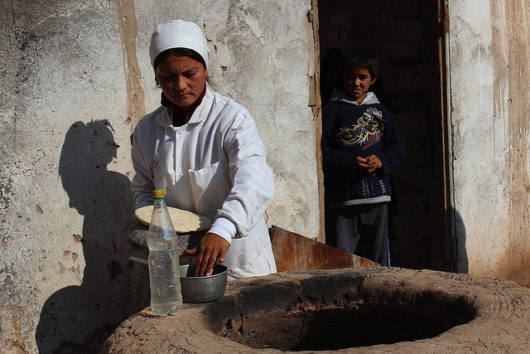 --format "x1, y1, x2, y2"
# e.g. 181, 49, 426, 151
155, 54, 208, 108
